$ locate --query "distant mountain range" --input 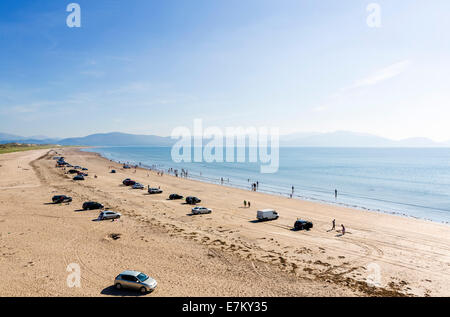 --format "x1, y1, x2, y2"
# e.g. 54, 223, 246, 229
58, 132, 174, 147
279, 131, 449, 147
0, 133, 61, 145
0, 131, 449, 147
